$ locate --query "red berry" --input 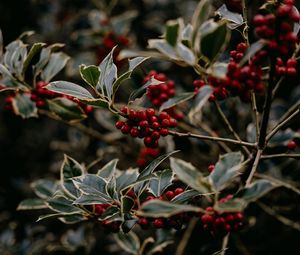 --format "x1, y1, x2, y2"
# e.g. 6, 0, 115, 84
287, 58, 297, 68
36, 100, 46, 108
153, 218, 164, 228
120, 106, 129, 114
201, 214, 214, 224
129, 109, 137, 120
138, 217, 149, 226
161, 119, 170, 127
130, 128, 140, 137
146, 108, 155, 117
159, 112, 170, 120
253, 15, 266, 26
287, 67, 297, 76
287, 140, 297, 150
84, 105, 93, 114
151, 131, 160, 140
5, 96, 14, 104
115, 121, 125, 129
139, 120, 149, 128
94, 204, 105, 215
169, 118, 177, 127
154, 73, 167, 81
174, 188, 184, 195
208, 164, 215, 173
165, 191, 175, 200
145, 195, 155, 201
160, 128, 169, 136
121, 124, 131, 134
138, 111, 147, 120
151, 122, 160, 129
